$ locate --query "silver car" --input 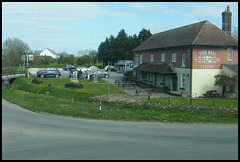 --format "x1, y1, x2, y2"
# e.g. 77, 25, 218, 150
90, 70, 109, 78
76, 67, 92, 73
